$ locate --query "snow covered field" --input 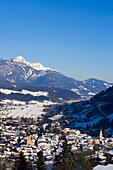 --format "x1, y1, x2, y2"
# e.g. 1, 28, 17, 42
0, 100, 56, 118
0, 88, 48, 97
